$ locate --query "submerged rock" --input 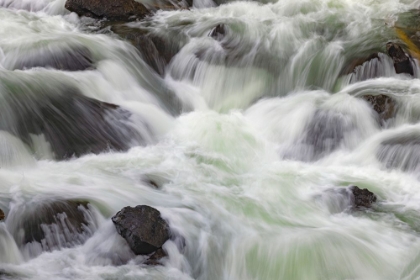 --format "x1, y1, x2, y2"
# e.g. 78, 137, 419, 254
209, 24, 226, 41
0, 209, 4, 221
296, 110, 353, 161
10, 45, 93, 72
386, 42, 414, 76
9, 200, 96, 254
340, 53, 381, 76
109, 24, 182, 76
65, 0, 149, 21
112, 205, 170, 255
361, 94, 396, 124
8, 86, 143, 160
350, 186, 377, 209
377, 133, 420, 172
